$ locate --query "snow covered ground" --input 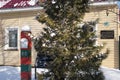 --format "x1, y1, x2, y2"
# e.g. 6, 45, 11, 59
0, 66, 120, 80
0, 66, 48, 80
101, 67, 120, 80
